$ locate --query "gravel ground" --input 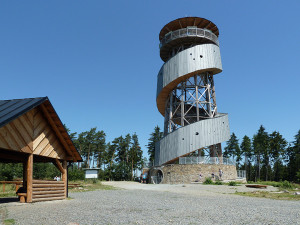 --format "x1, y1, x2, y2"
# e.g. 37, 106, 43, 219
2, 182, 300, 225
